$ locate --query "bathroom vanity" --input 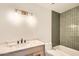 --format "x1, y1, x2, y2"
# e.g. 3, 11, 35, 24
0, 40, 45, 56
